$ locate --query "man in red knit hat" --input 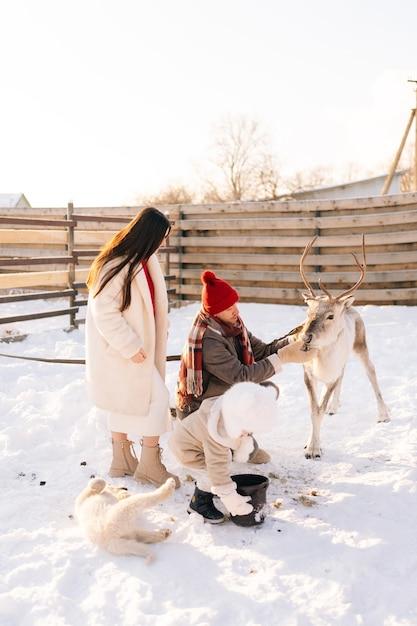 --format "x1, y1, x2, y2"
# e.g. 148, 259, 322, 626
176, 270, 315, 465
